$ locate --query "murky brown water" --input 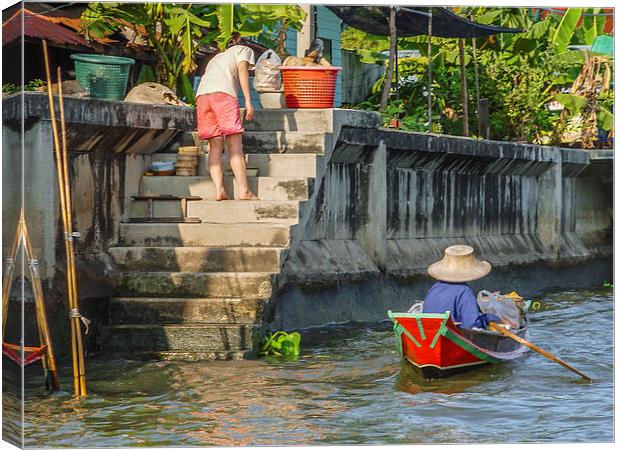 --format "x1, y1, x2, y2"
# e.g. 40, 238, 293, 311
3, 288, 614, 447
